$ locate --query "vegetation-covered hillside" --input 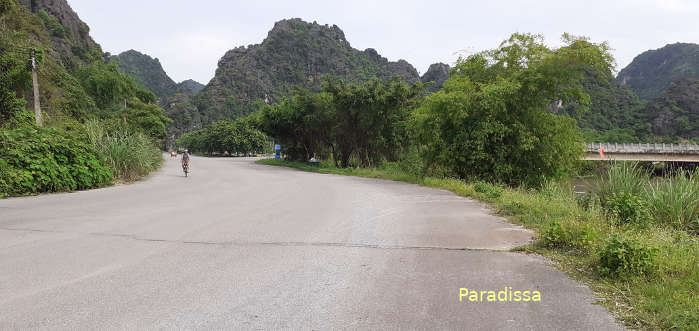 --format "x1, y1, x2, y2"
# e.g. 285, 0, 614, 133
194, 18, 422, 125
636, 78, 699, 140
1, 0, 169, 197
110, 50, 204, 100
617, 43, 699, 101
